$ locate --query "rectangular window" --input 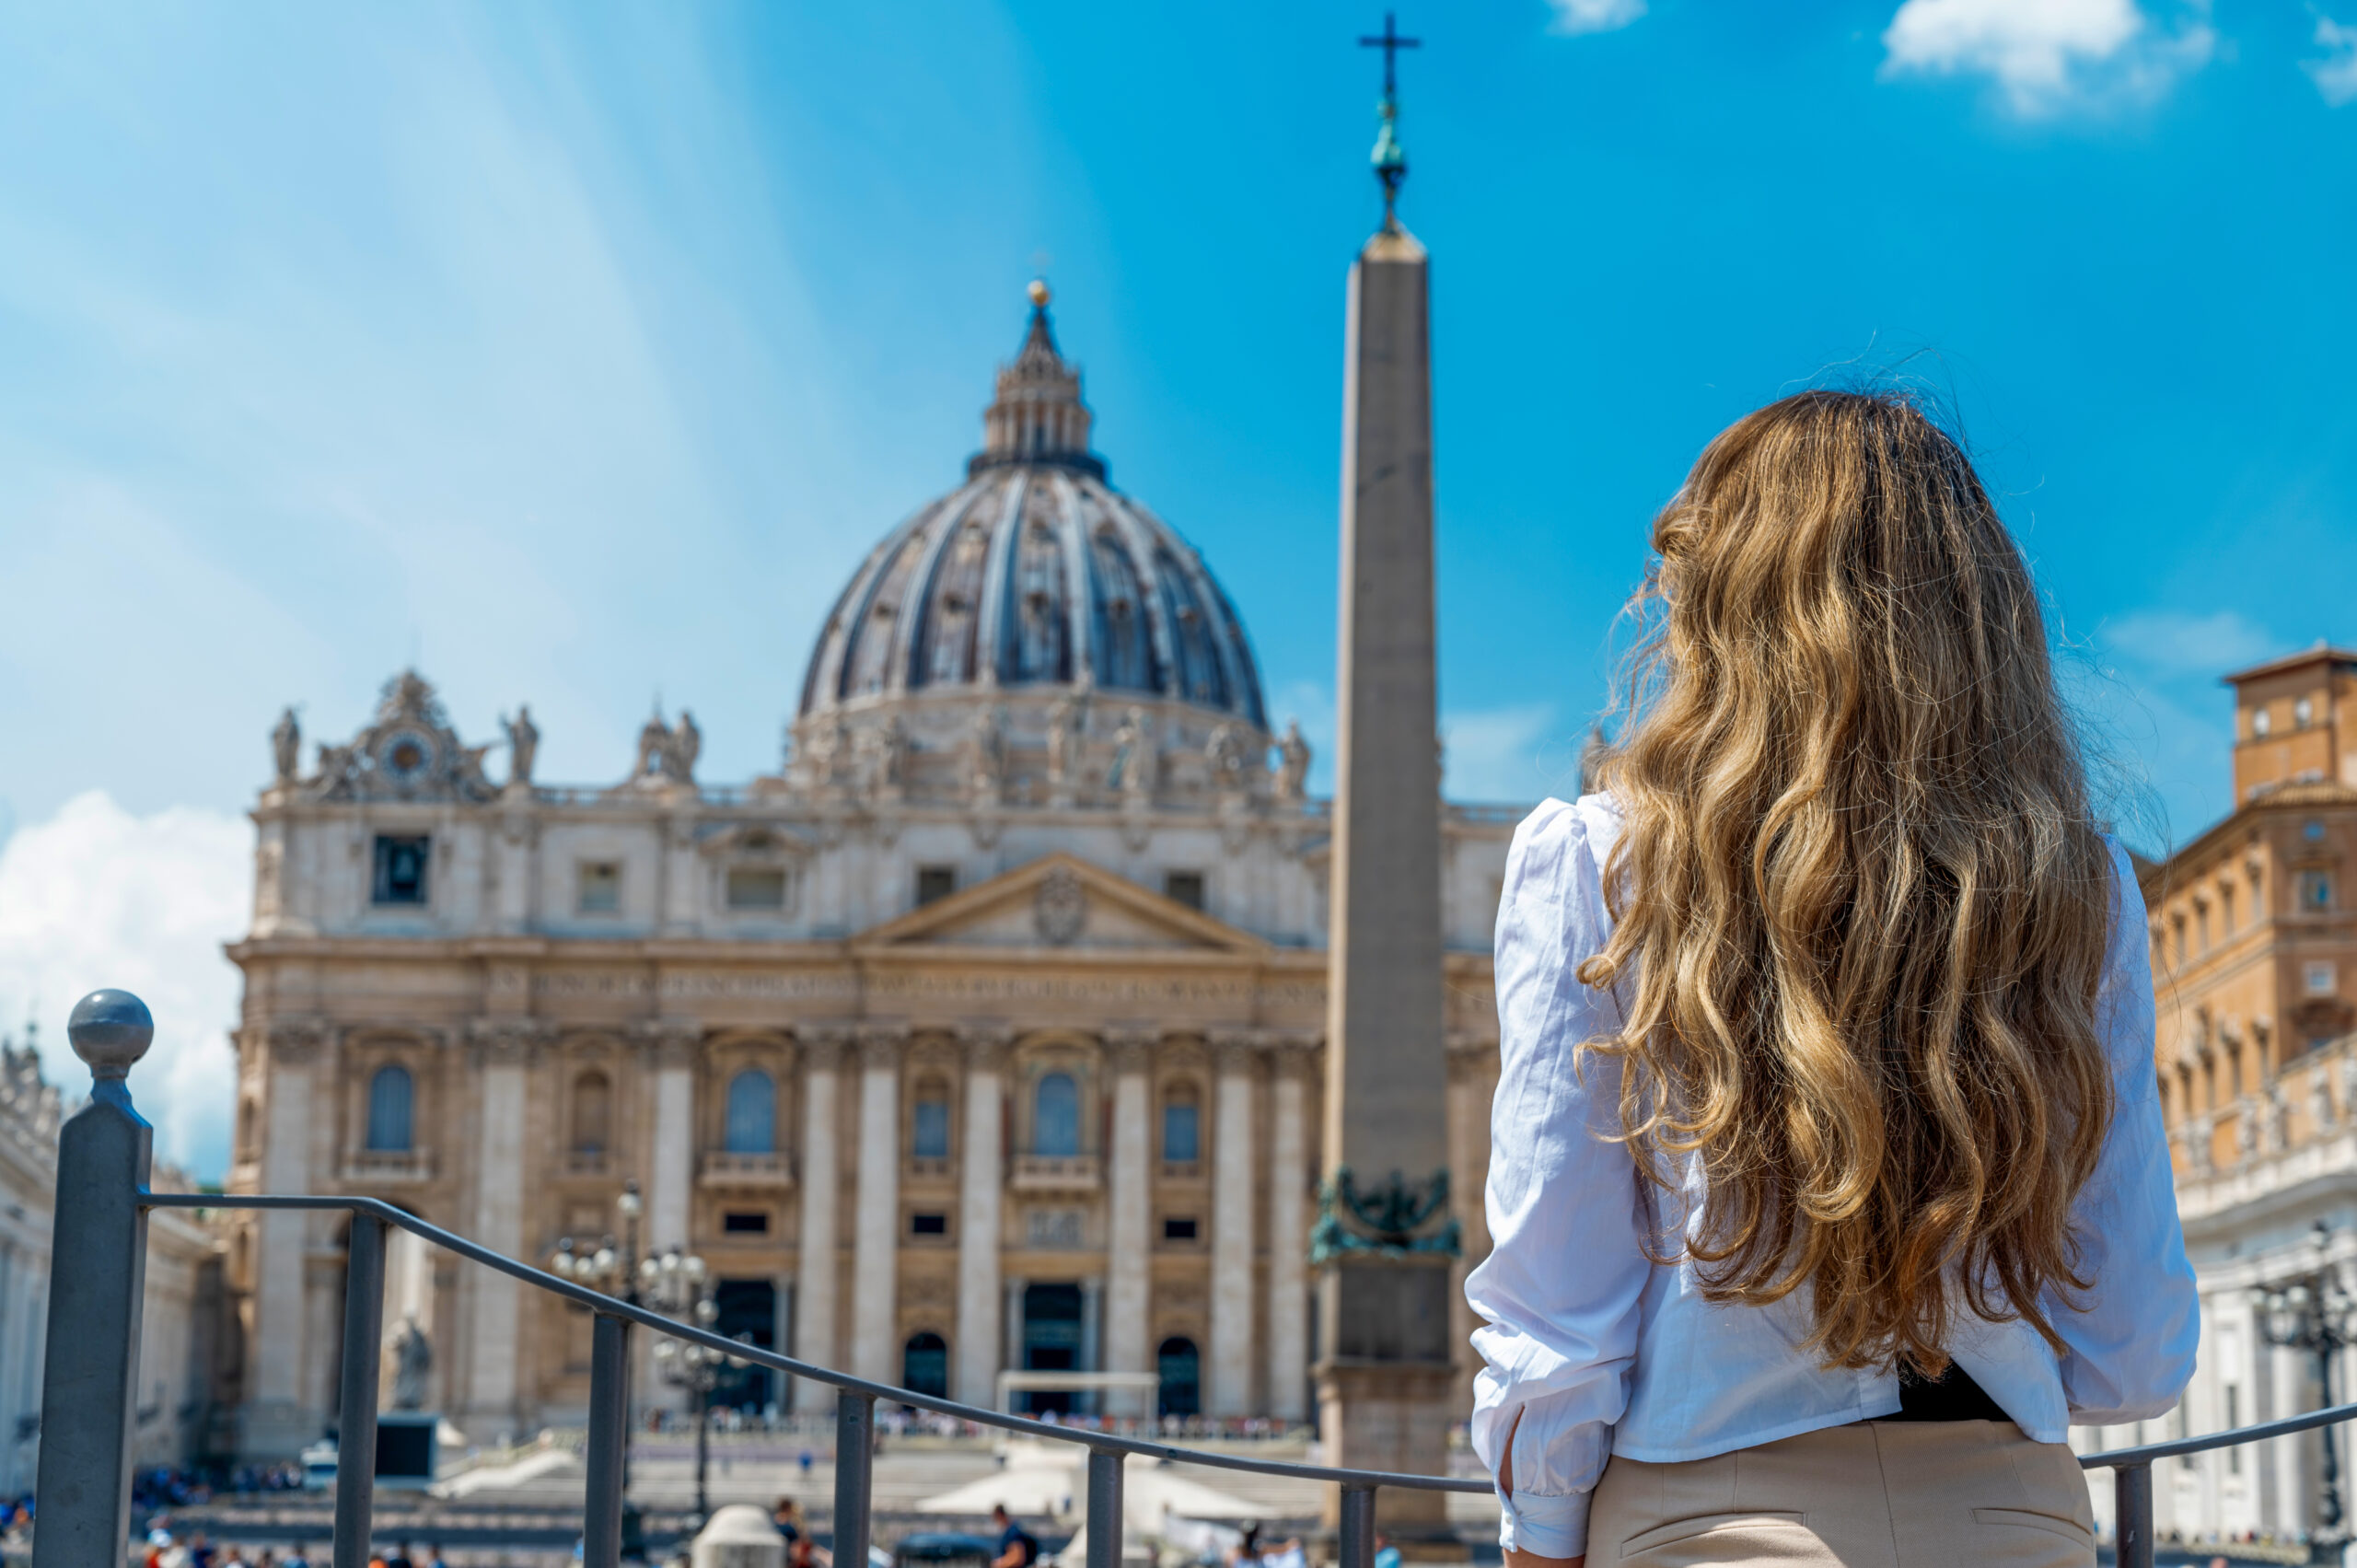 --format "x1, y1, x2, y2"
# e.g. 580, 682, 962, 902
910, 1212, 949, 1237
1162, 1216, 1199, 1242
912, 1098, 951, 1161
726, 866, 788, 910
371, 835, 430, 906
1164, 870, 1206, 911
2303, 872, 2336, 912
722, 1210, 770, 1235
915, 865, 958, 906
577, 861, 622, 913
2310, 961, 2340, 997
